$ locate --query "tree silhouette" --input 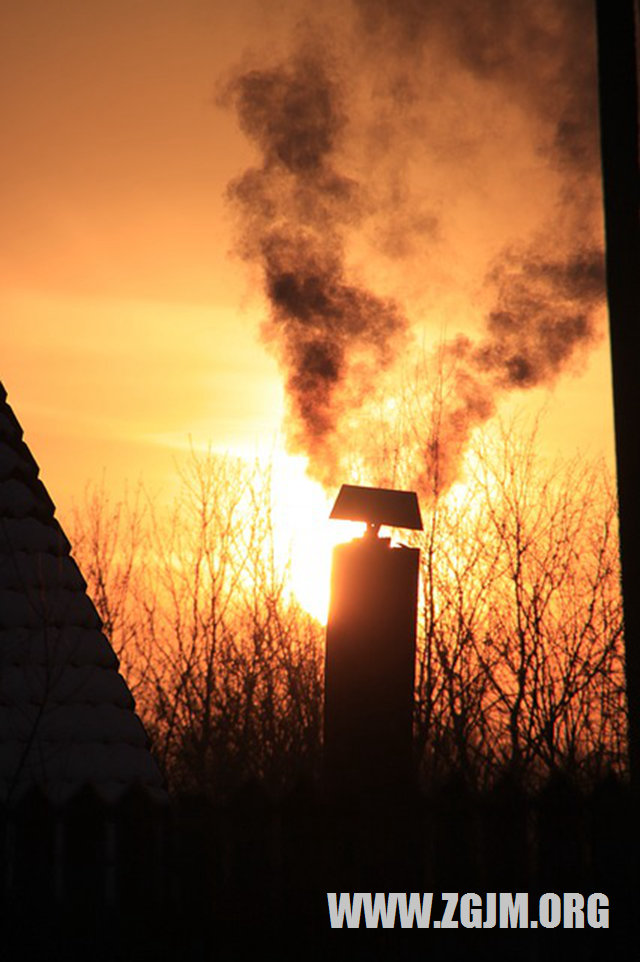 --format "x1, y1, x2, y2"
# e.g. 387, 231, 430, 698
68, 419, 625, 796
